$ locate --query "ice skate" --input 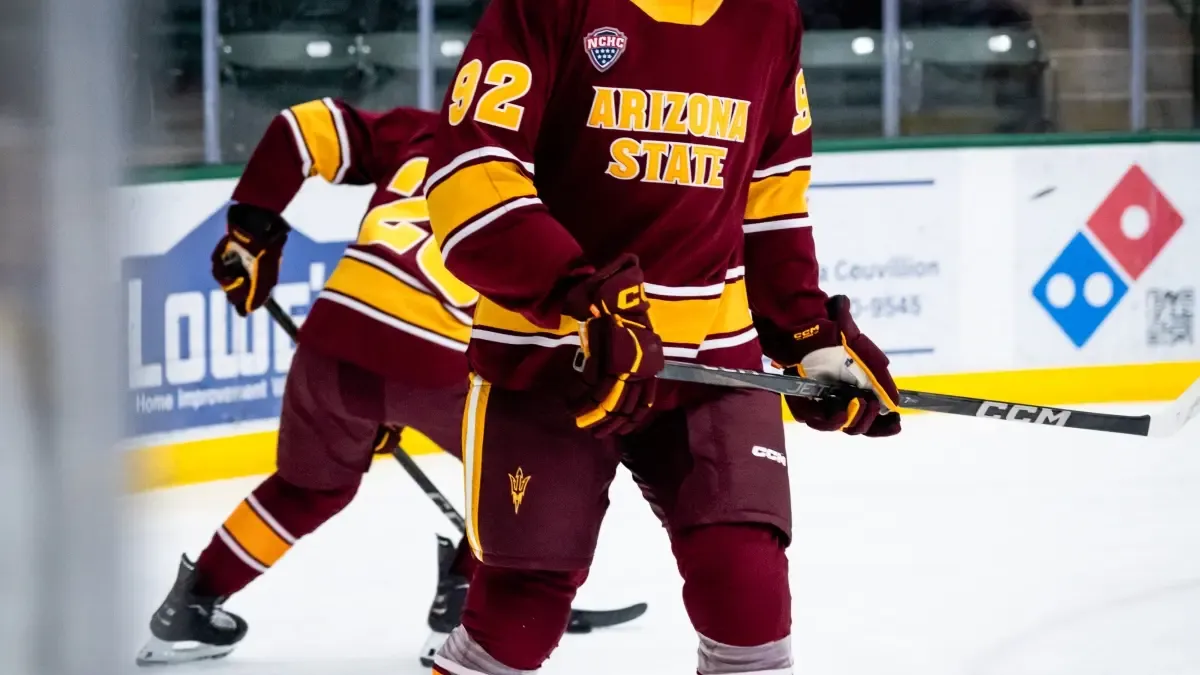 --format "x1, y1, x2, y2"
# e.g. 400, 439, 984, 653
420, 535, 469, 667
136, 555, 248, 666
